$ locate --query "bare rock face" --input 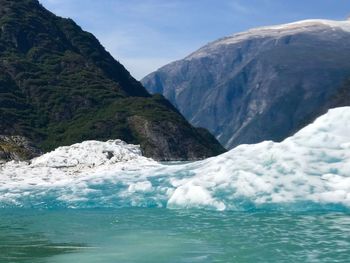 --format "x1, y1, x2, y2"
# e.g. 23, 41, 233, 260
128, 116, 225, 161
0, 135, 41, 162
142, 20, 350, 149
